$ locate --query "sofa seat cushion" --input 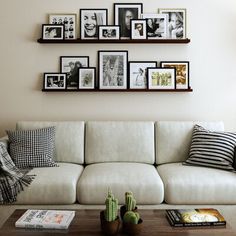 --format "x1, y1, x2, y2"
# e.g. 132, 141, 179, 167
77, 163, 164, 204
15, 163, 84, 204
157, 163, 236, 204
